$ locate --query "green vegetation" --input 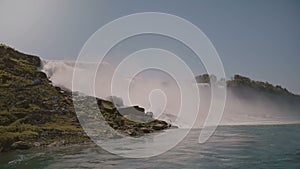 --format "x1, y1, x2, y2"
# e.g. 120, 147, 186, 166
195, 74, 217, 84
227, 74, 294, 96
0, 44, 170, 152
195, 74, 226, 86
196, 74, 295, 96
0, 44, 88, 151
75, 96, 170, 137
